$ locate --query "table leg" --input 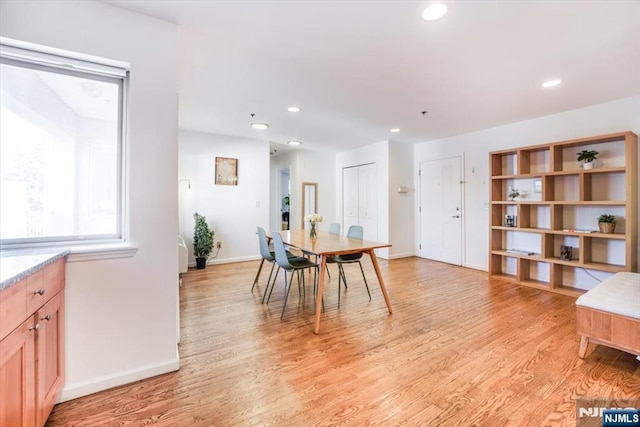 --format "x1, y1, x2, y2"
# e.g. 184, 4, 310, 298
314, 255, 327, 334
367, 249, 392, 314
